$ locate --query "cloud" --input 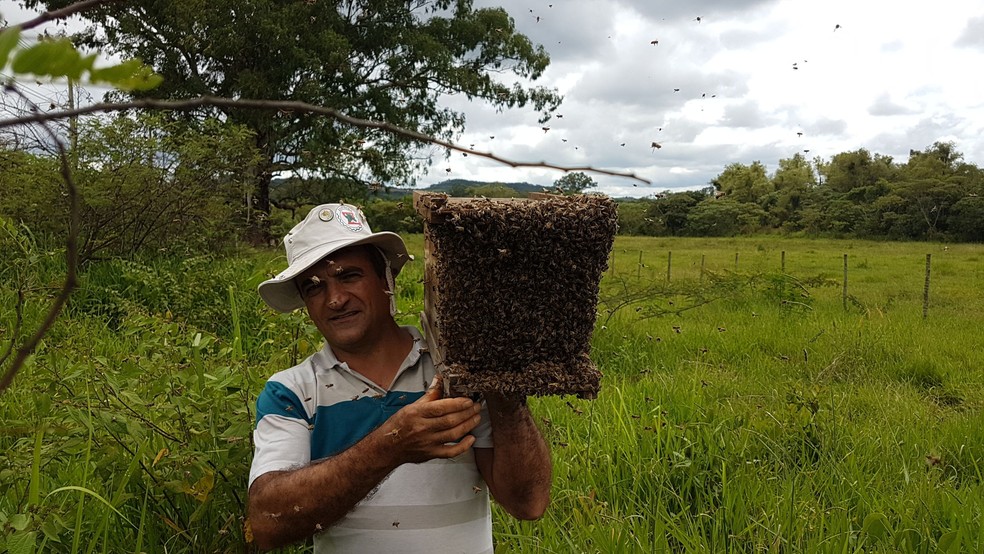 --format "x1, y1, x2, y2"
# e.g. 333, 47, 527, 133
868, 93, 918, 116
720, 100, 773, 128
614, 0, 778, 24
478, 0, 618, 64
867, 113, 969, 161
955, 15, 984, 49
